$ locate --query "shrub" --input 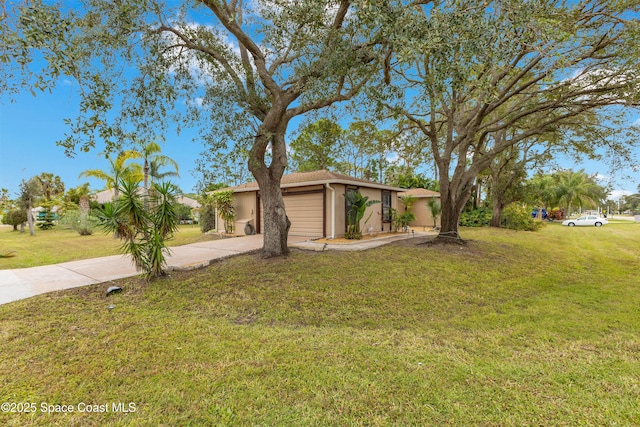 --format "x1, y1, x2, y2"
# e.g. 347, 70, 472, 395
459, 207, 491, 227
37, 207, 56, 230
502, 204, 543, 231
175, 203, 193, 222
199, 203, 216, 233
211, 190, 236, 234
98, 180, 180, 279
391, 209, 415, 231
2, 209, 27, 231
345, 190, 379, 239
428, 199, 442, 228
60, 209, 100, 235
